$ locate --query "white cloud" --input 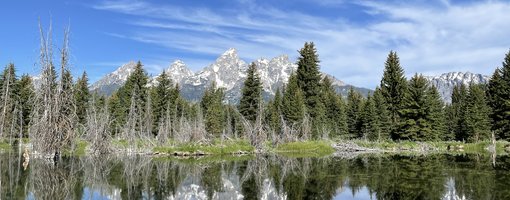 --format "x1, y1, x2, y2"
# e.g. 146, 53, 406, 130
92, 0, 510, 88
